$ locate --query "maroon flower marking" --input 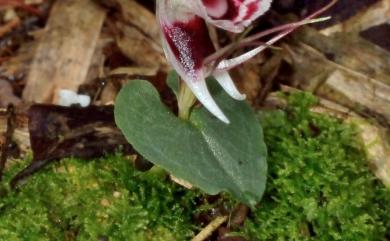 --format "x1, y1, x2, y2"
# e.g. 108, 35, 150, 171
162, 16, 215, 77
